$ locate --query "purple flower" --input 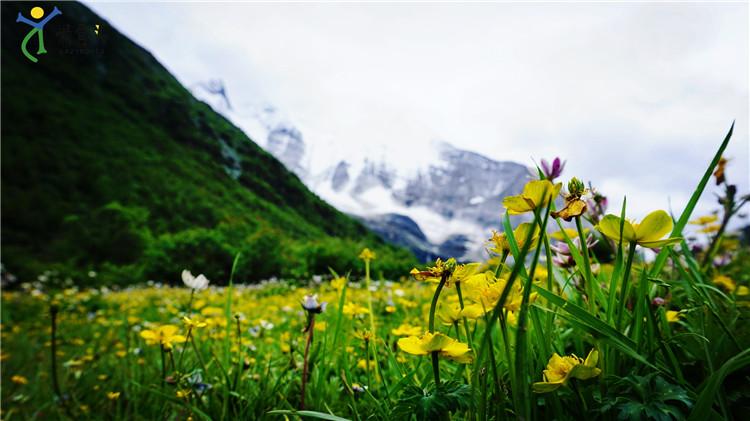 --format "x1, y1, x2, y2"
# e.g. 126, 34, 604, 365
652, 297, 666, 306
541, 157, 566, 181
713, 254, 731, 267
551, 235, 598, 268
